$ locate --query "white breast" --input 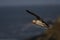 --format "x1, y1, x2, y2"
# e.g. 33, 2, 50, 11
36, 20, 46, 27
